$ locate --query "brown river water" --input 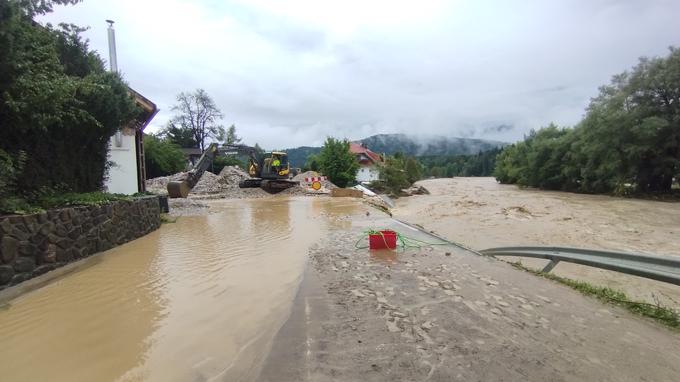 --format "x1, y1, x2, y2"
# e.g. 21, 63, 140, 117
0, 197, 361, 382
